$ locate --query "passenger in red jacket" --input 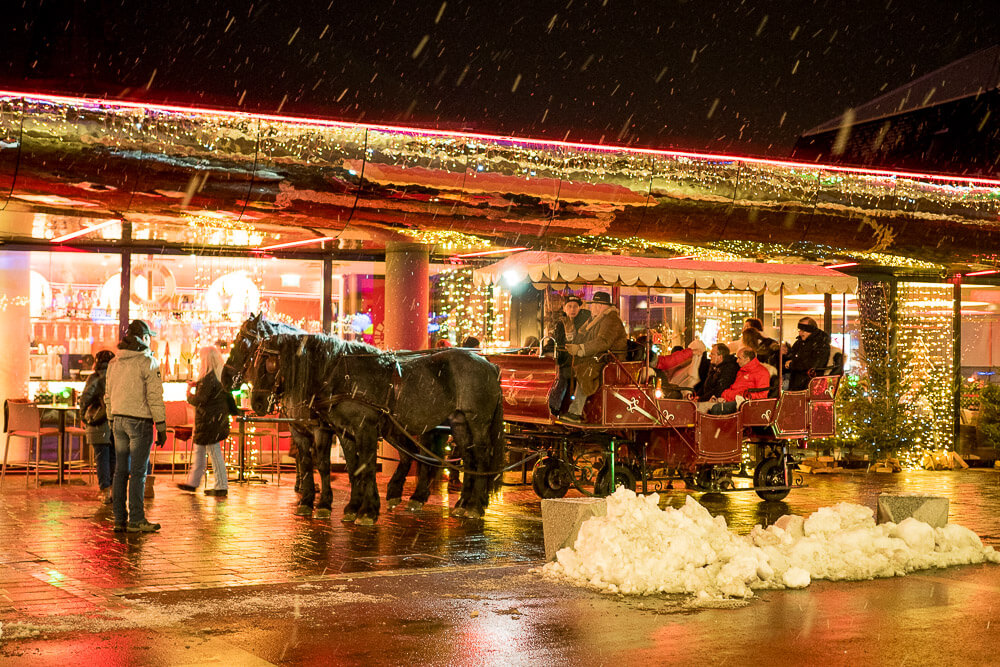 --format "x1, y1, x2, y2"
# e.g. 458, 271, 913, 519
708, 348, 770, 415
